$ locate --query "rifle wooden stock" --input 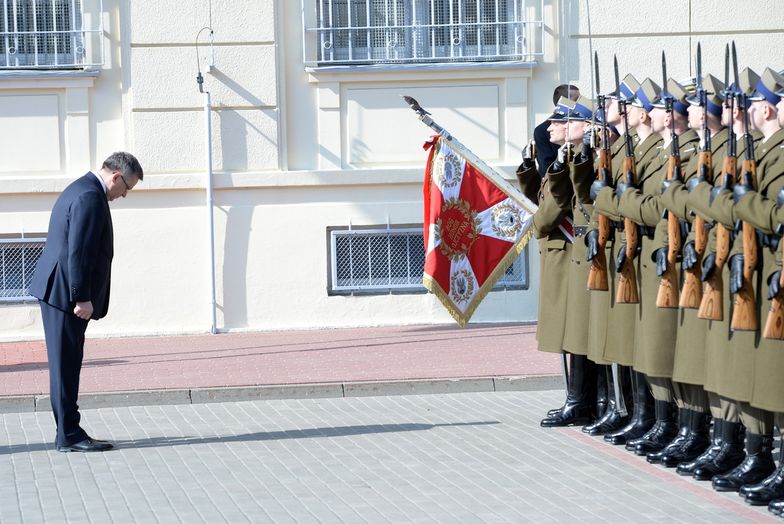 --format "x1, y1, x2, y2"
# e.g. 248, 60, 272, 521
587, 149, 612, 291
680, 152, 712, 308
616, 156, 640, 304
763, 265, 784, 339
656, 156, 682, 308
731, 160, 759, 331
698, 155, 736, 321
